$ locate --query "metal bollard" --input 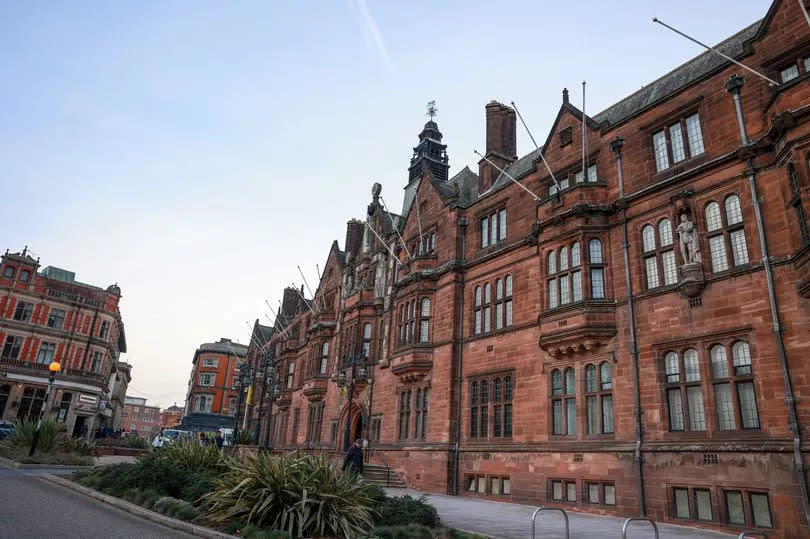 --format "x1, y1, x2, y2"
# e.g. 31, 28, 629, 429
530, 506, 570, 539
621, 517, 659, 539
